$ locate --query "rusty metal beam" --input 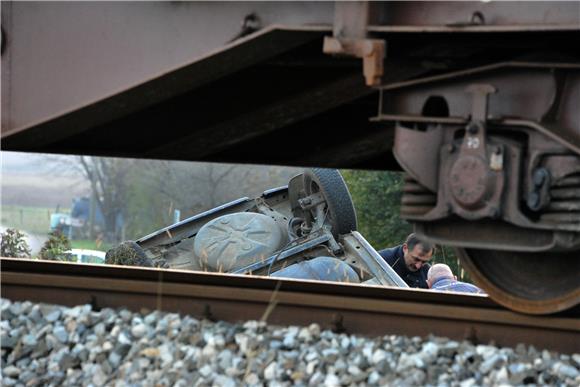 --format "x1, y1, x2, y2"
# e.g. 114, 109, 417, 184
2, 258, 579, 354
